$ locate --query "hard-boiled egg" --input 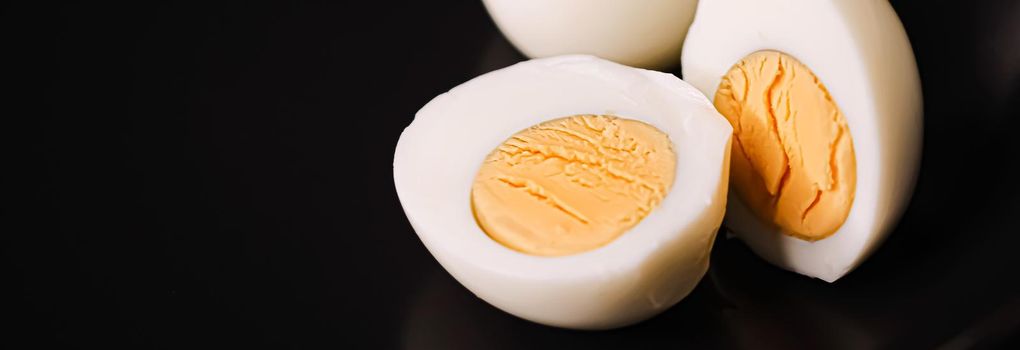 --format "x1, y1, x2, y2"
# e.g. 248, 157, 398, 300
393, 55, 732, 329
682, 0, 922, 282
482, 0, 699, 70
